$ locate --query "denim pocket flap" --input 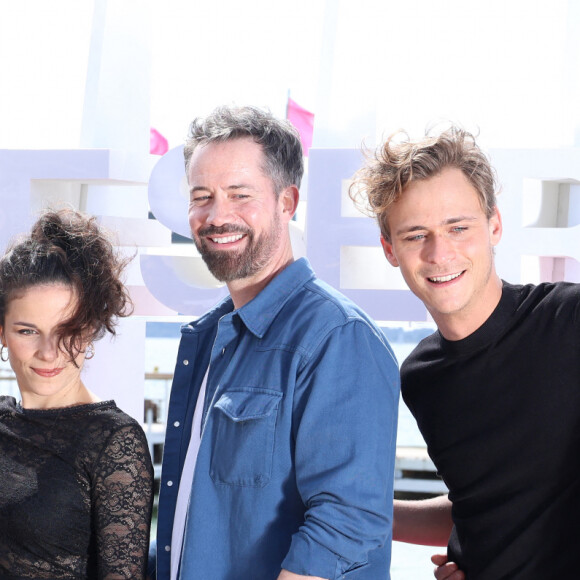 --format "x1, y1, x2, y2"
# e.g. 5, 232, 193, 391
215, 389, 282, 423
